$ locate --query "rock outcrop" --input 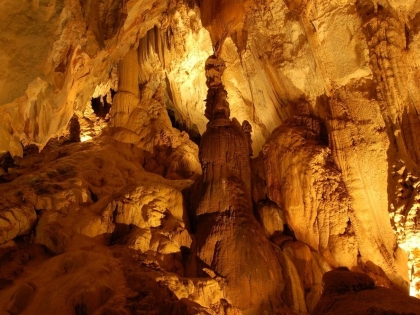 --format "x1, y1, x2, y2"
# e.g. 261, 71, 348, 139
191, 55, 285, 314
0, 135, 231, 315
263, 113, 358, 269
109, 47, 202, 181
1, 0, 420, 312
312, 268, 420, 315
